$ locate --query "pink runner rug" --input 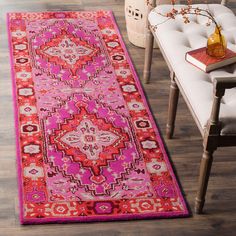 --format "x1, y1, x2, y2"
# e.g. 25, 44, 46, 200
7, 11, 188, 224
